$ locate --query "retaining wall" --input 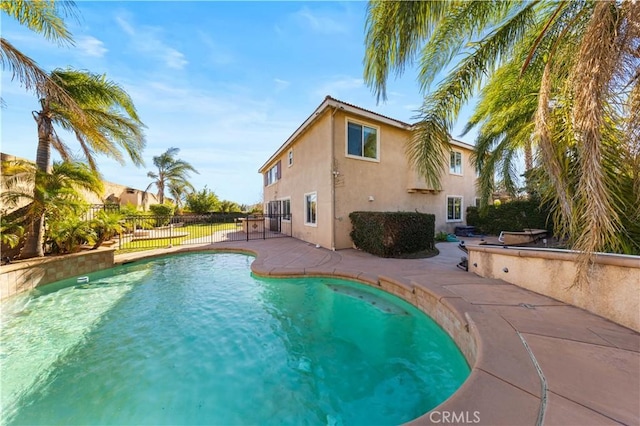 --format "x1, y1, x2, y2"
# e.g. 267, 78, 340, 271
0, 249, 115, 301
467, 245, 640, 332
